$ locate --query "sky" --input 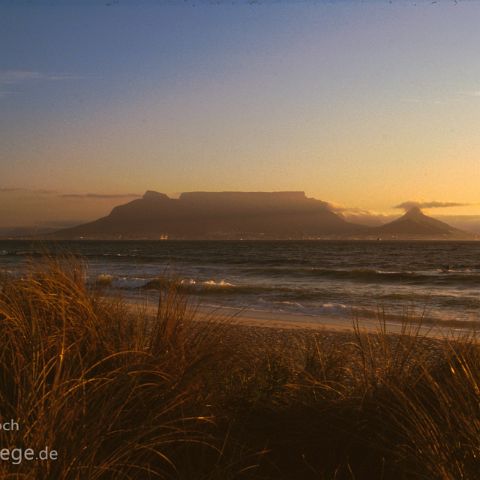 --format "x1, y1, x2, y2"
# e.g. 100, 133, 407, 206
1, 0, 480, 229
